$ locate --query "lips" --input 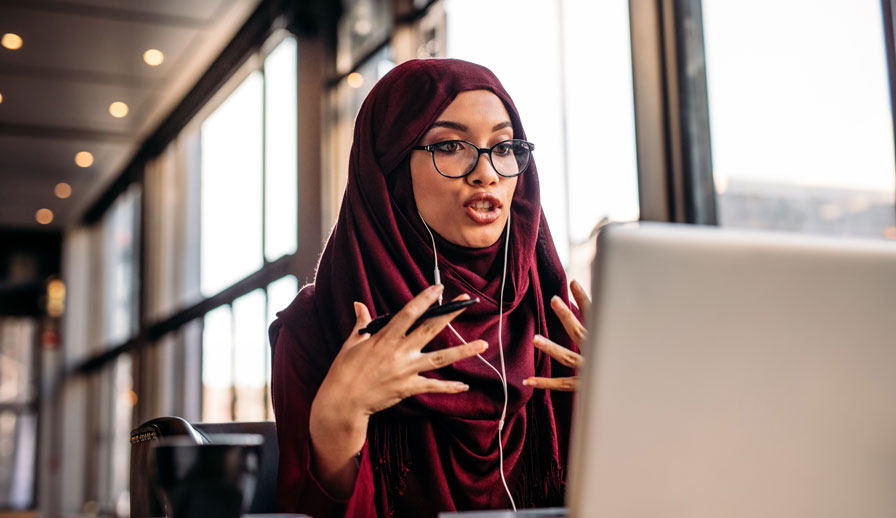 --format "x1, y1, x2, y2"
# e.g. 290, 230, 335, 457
464, 192, 503, 224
